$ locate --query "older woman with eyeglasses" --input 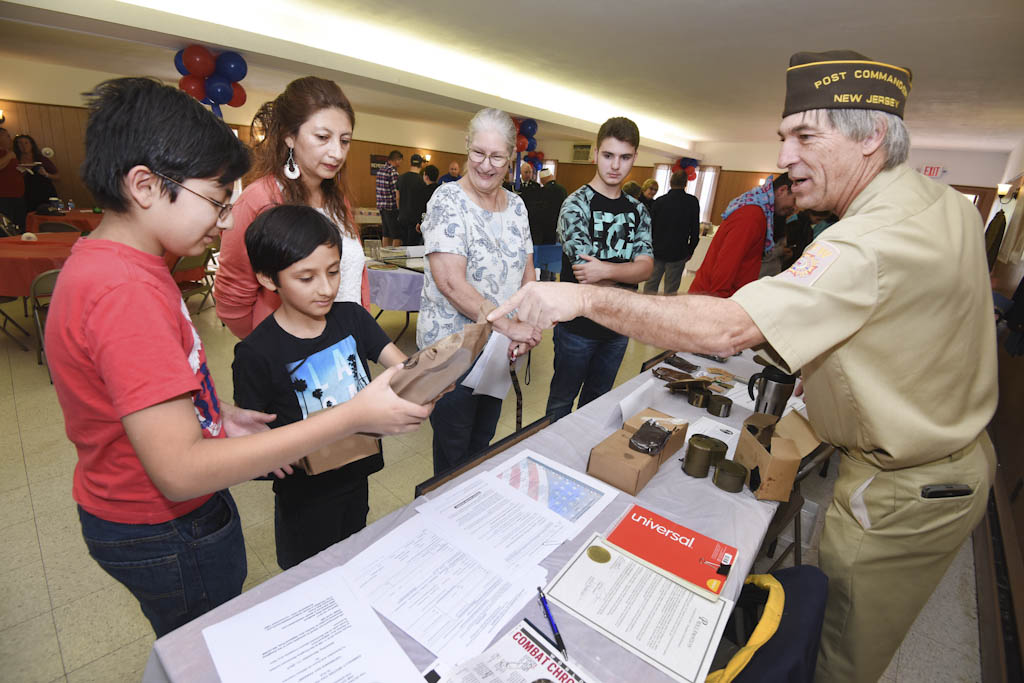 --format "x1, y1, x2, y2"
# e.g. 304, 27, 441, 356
419, 108, 541, 474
